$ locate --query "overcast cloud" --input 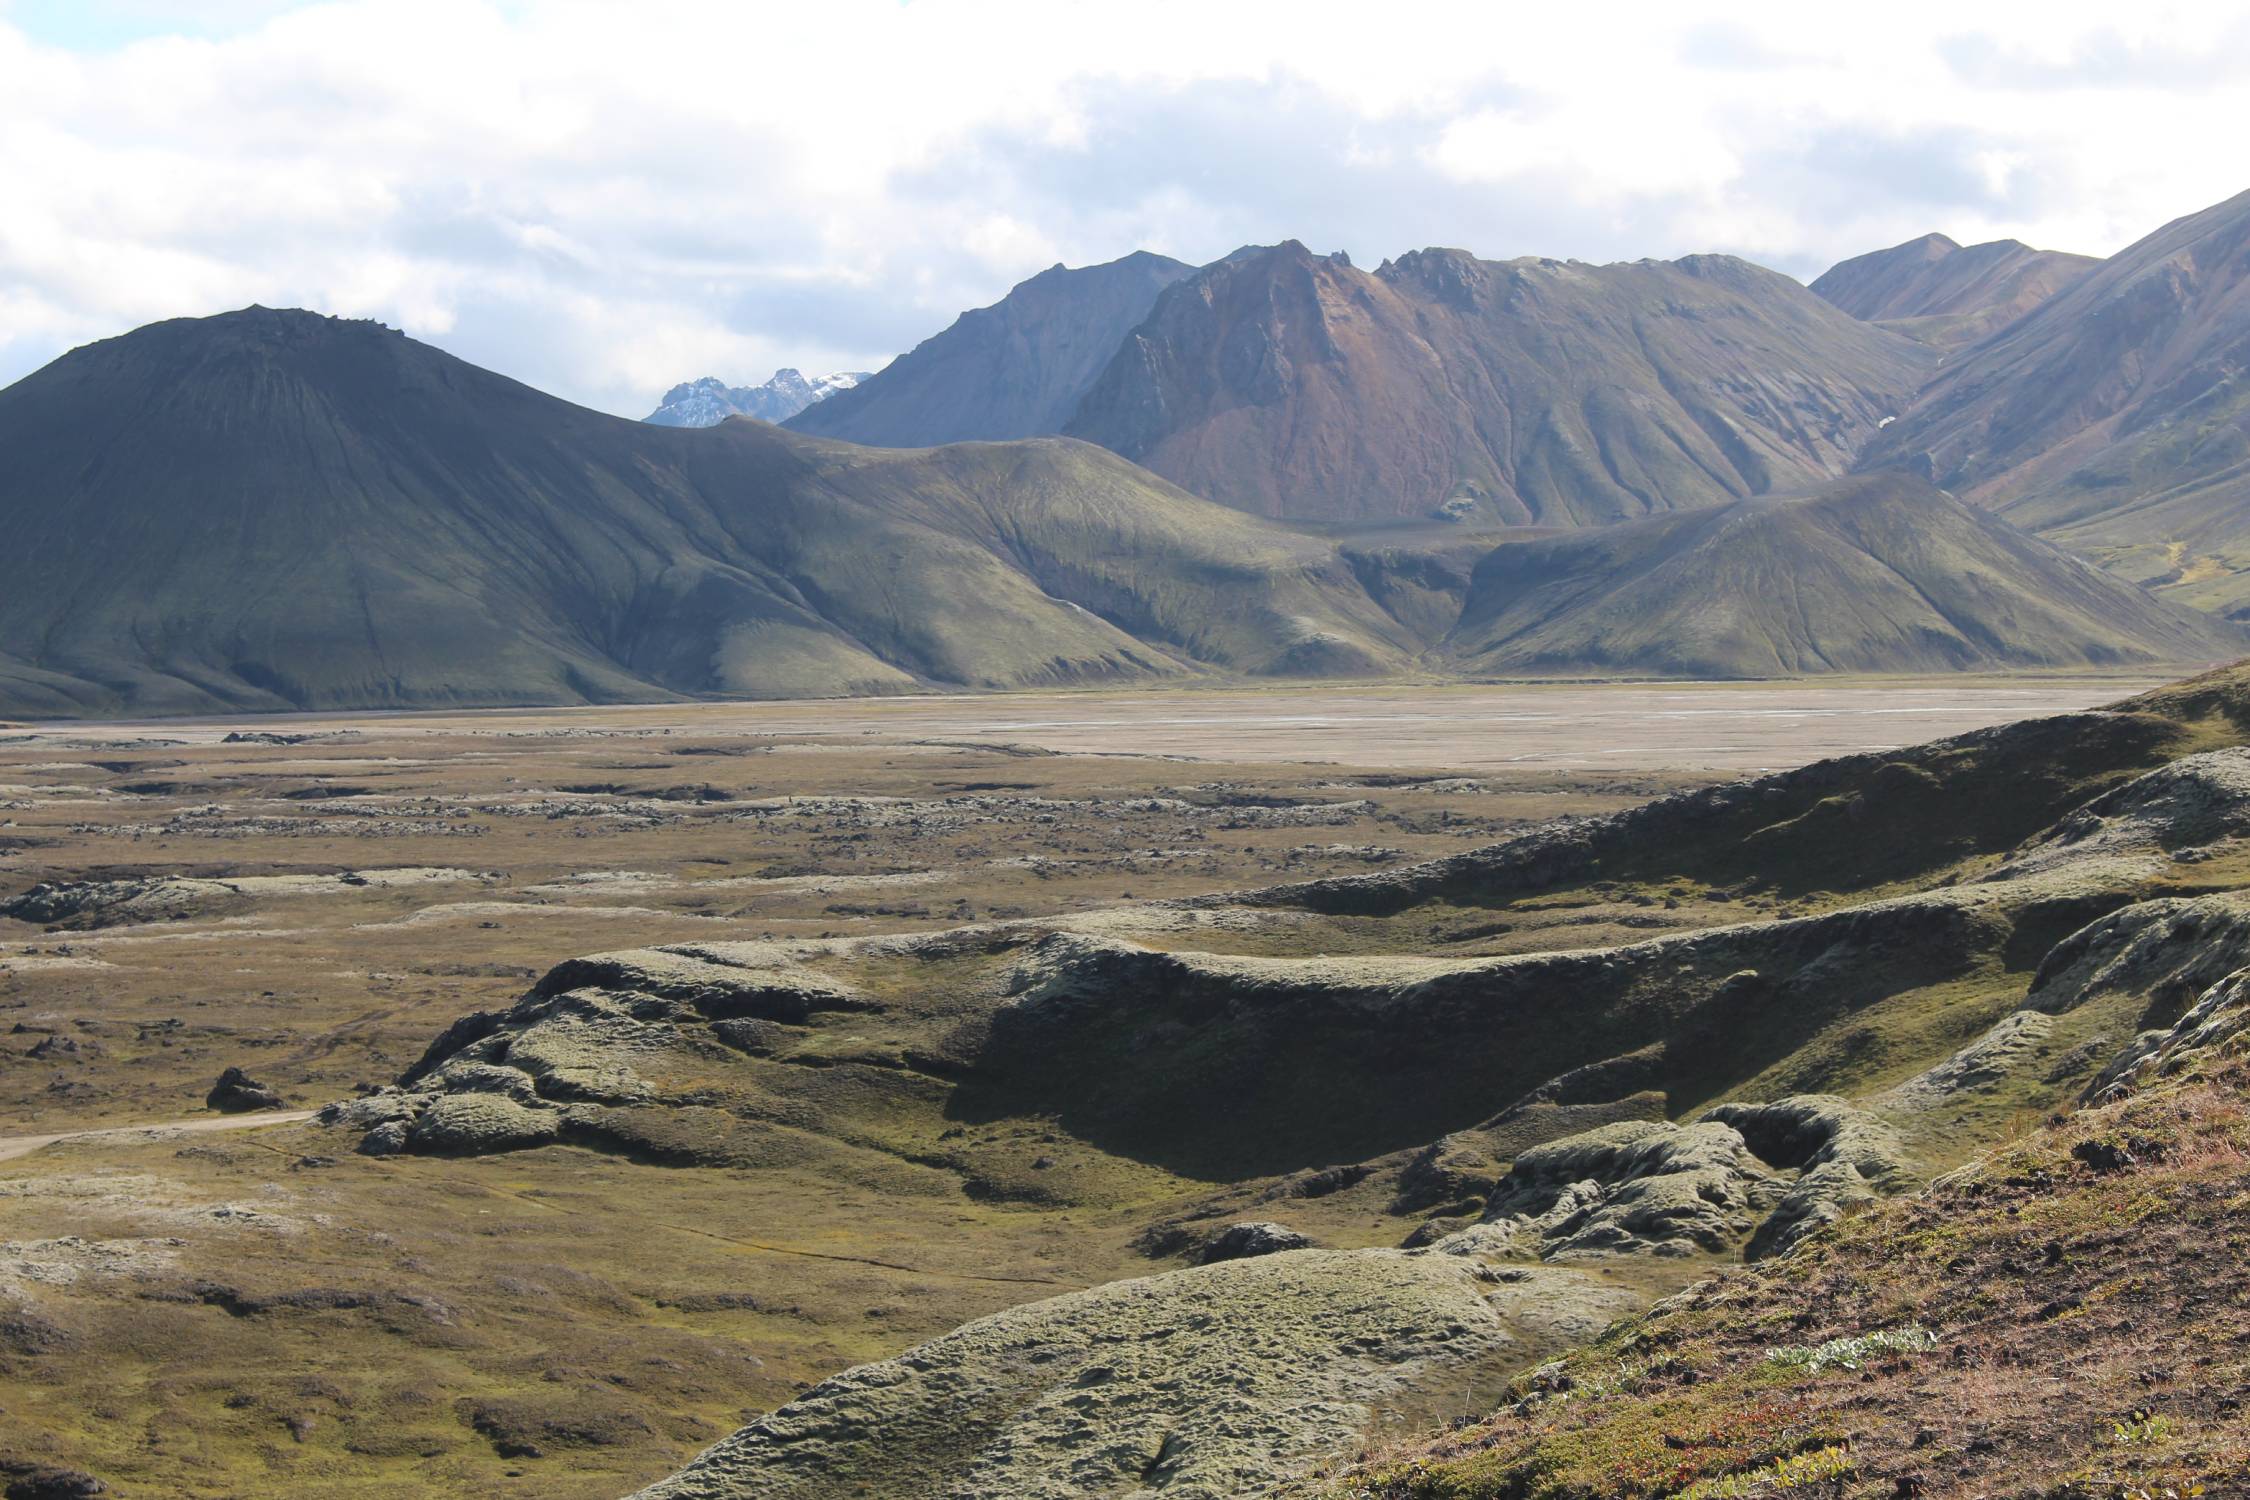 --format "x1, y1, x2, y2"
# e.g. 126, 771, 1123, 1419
3, 0, 2247, 415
